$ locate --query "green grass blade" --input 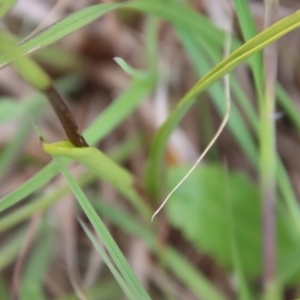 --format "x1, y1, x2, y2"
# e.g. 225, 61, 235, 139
0, 163, 59, 214
276, 84, 300, 131
0, 78, 153, 213
145, 9, 300, 197
0, 1, 229, 68
232, 0, 264, 100
92, 201, 227, 300
0, 228, 25, 271
125, 1, 228, 48
51, 157, 151, 300
0, 3, 121, 67
84, 78, 155, 145
19, 223, 54, 300
0, 132, 144, 232
0, 31, 50, 90
56, 281, 122, 300
0, 97, 44, 182
43, 141, 151, 220
234, 0, 300, 273
79, 220, 137, 300
176, 27, 257, 164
